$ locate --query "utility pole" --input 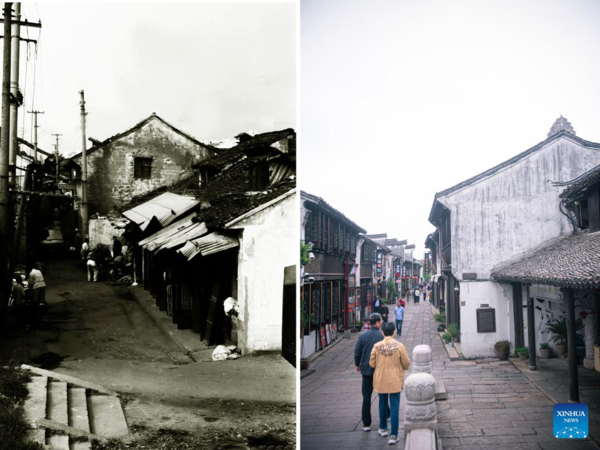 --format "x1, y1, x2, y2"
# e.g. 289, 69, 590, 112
79, 90, 88, 239
0, 2, 13, 332
52, 133, 62, 184
27, 110, 43, 161
8, 1, 20, 188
